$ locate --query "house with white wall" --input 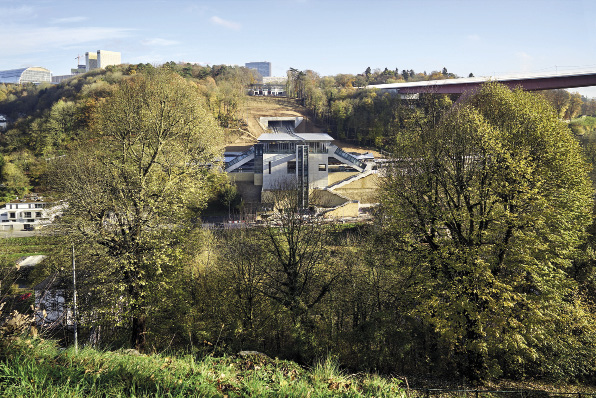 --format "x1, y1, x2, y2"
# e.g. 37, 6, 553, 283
0, 194, 58, 231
